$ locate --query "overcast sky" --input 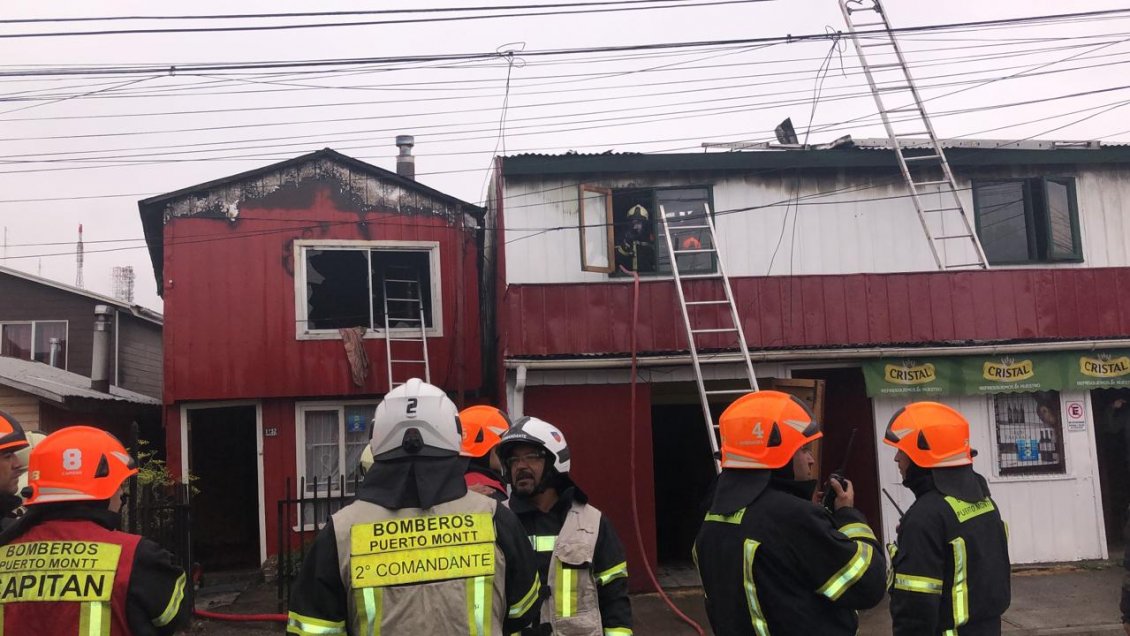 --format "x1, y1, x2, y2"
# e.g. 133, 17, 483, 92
0, 0, 1127, 310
